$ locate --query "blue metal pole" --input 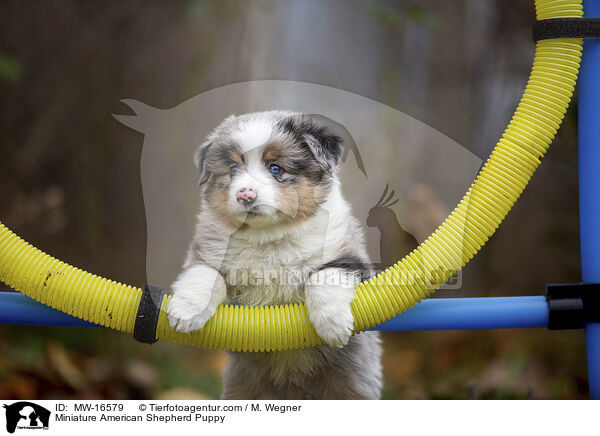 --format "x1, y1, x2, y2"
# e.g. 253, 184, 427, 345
374, 296, 548, 331
580, 0, 600, 400
0, 292, 96, 327
0, 292, 549, 330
